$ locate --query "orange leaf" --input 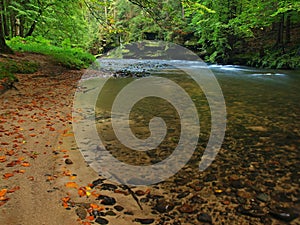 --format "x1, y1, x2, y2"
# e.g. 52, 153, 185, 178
65, 182, 78, 188
82, 222, 91, 225
21, 162, 30, 167
0, 189, 7, 197
90, 203, 105, 211
7, 186, 20, 193
0, 197, 9, 202
6, 150, 14, 156
91, 191, 100, 198
29, 134, 36, 137
0, 156, 6, 163
78, 188, 86, 197
14, 169, 25, 174
86, 216, 94, 221
3, 173, 14, 179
